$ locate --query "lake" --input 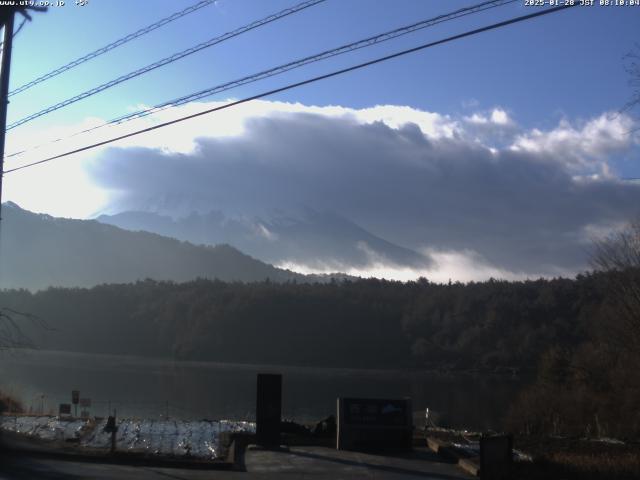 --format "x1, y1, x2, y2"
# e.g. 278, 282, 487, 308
0, 349, 526, 431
